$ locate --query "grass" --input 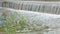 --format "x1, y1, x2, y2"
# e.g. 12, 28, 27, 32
0, 11, 27, 34
0, 11, 49, 34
